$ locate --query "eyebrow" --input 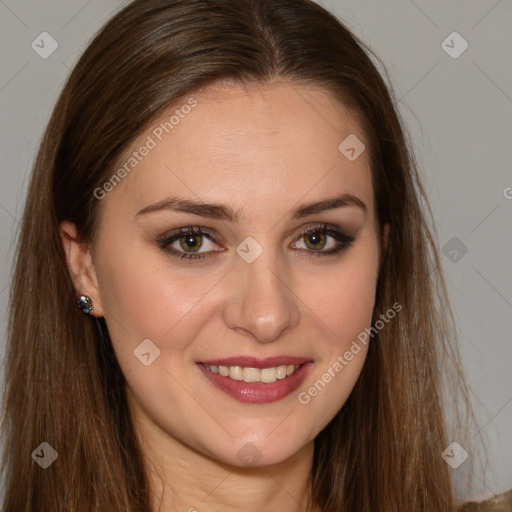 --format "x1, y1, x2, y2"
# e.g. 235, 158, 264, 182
135, 193, 367, 222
